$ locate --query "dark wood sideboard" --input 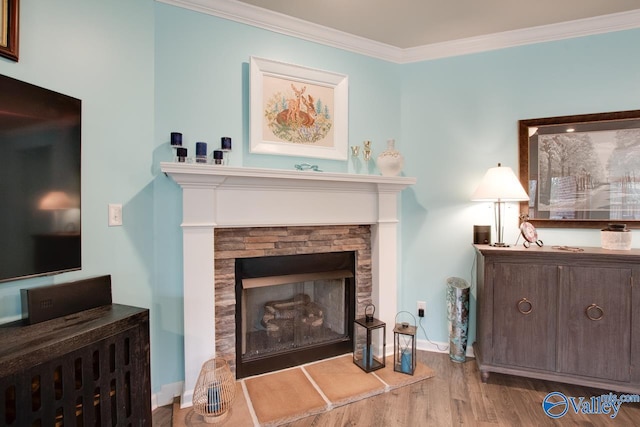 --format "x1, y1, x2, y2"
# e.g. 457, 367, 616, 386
474, 244, 640, 394
0, 304, 151, 426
